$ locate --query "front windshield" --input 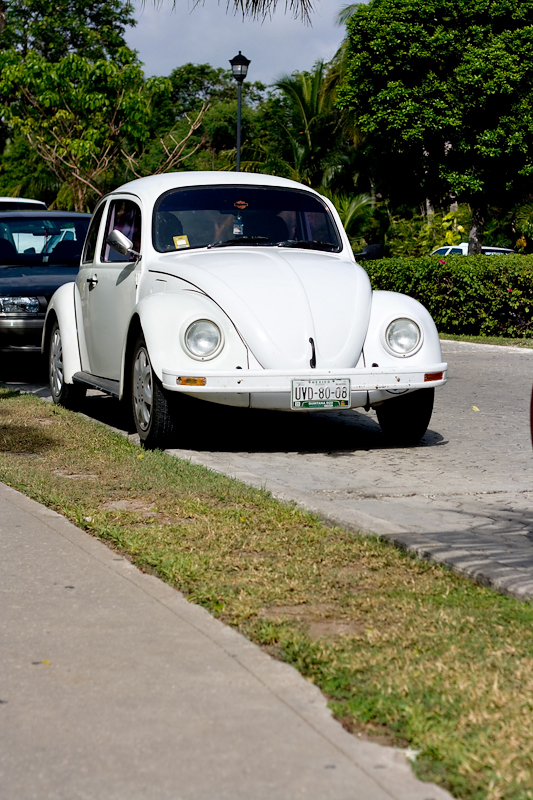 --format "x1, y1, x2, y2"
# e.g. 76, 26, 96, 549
0, 216, 90, 266
153, 186, 342, 252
